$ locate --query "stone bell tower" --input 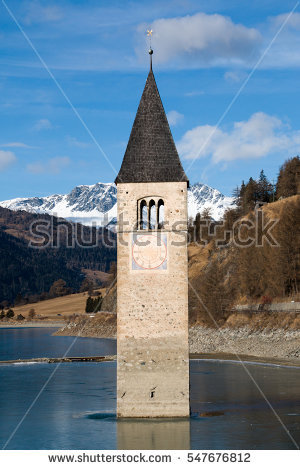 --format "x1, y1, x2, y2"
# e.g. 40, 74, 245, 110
115, 50, 189, 418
